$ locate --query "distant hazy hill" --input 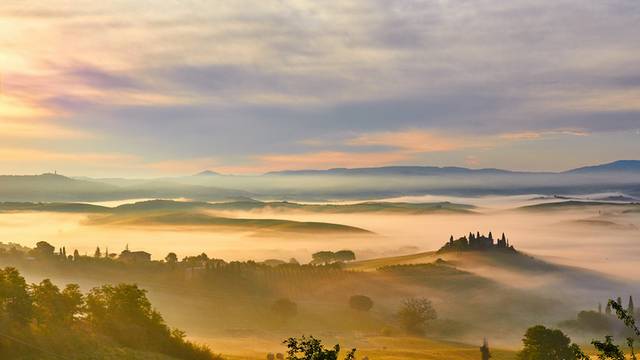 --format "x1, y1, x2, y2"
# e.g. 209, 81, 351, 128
264, 160, 640, 176
0, 174, 120, 202
0, 174, 250, 202
0, 199, 373, 235
266, 165, 518, 176
0, 199, 475, 215
194, 170, 220, 176
88, 211, 371, 234
564, 160, 640, 174
518, 200, 640, 211
3, 160, 639, 202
